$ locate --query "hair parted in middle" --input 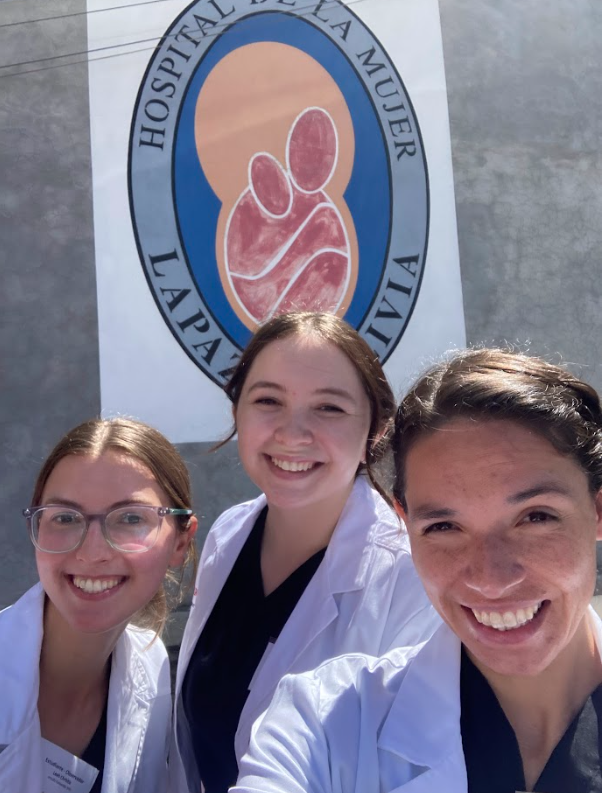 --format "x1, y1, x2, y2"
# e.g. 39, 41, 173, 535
219, 311, 396, 501
393, 347, 602, 509
31, 417, 197, 637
